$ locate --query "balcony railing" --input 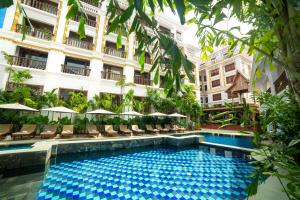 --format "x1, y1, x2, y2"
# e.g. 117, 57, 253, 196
104, 47, 126, 58
106, 25, 127, 36
61, 65, 91, 76
80, 0, 99, 7
101, 71, 125, 81
22, 0, 58, 15
66, 37, 93, 50
73, 15, 96, 27
134, 76, 152, 86
16, 24, 52, 40
12, 56, 47, 70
